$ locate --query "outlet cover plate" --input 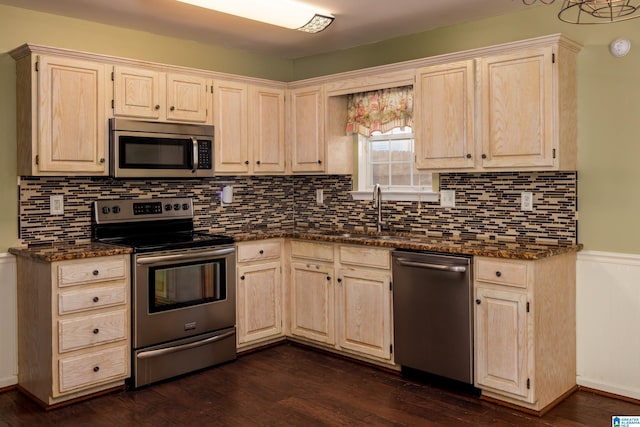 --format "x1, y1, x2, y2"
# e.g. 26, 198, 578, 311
440, 190, 455, 208
521, 192, 533, 211
50, 195, 64, 215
